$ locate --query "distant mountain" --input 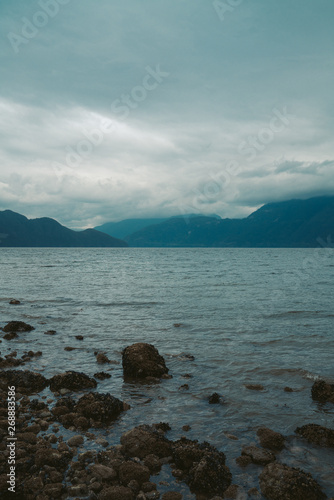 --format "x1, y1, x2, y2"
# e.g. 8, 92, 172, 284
95, 214, 221, 239
0, 210, 127, 247
95, 218, 168, 239
125, 196, 334, 247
